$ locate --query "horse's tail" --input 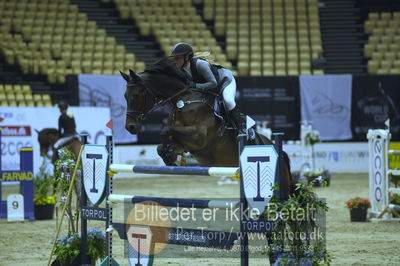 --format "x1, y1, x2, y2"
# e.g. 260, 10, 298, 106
282, 150, 296, 195
254, 131, 295, 195
252, 131, 272, 145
